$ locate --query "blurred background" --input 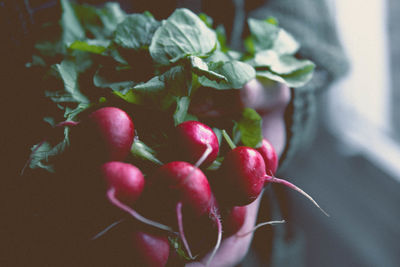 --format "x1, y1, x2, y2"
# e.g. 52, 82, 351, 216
275, 0, 400, 266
